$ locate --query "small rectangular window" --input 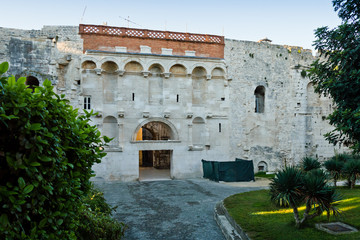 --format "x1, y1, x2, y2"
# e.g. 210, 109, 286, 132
176, 94, 179, 102
132, 93, 135, 101
219, 123, 222, 133
84, 96, 91, 110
